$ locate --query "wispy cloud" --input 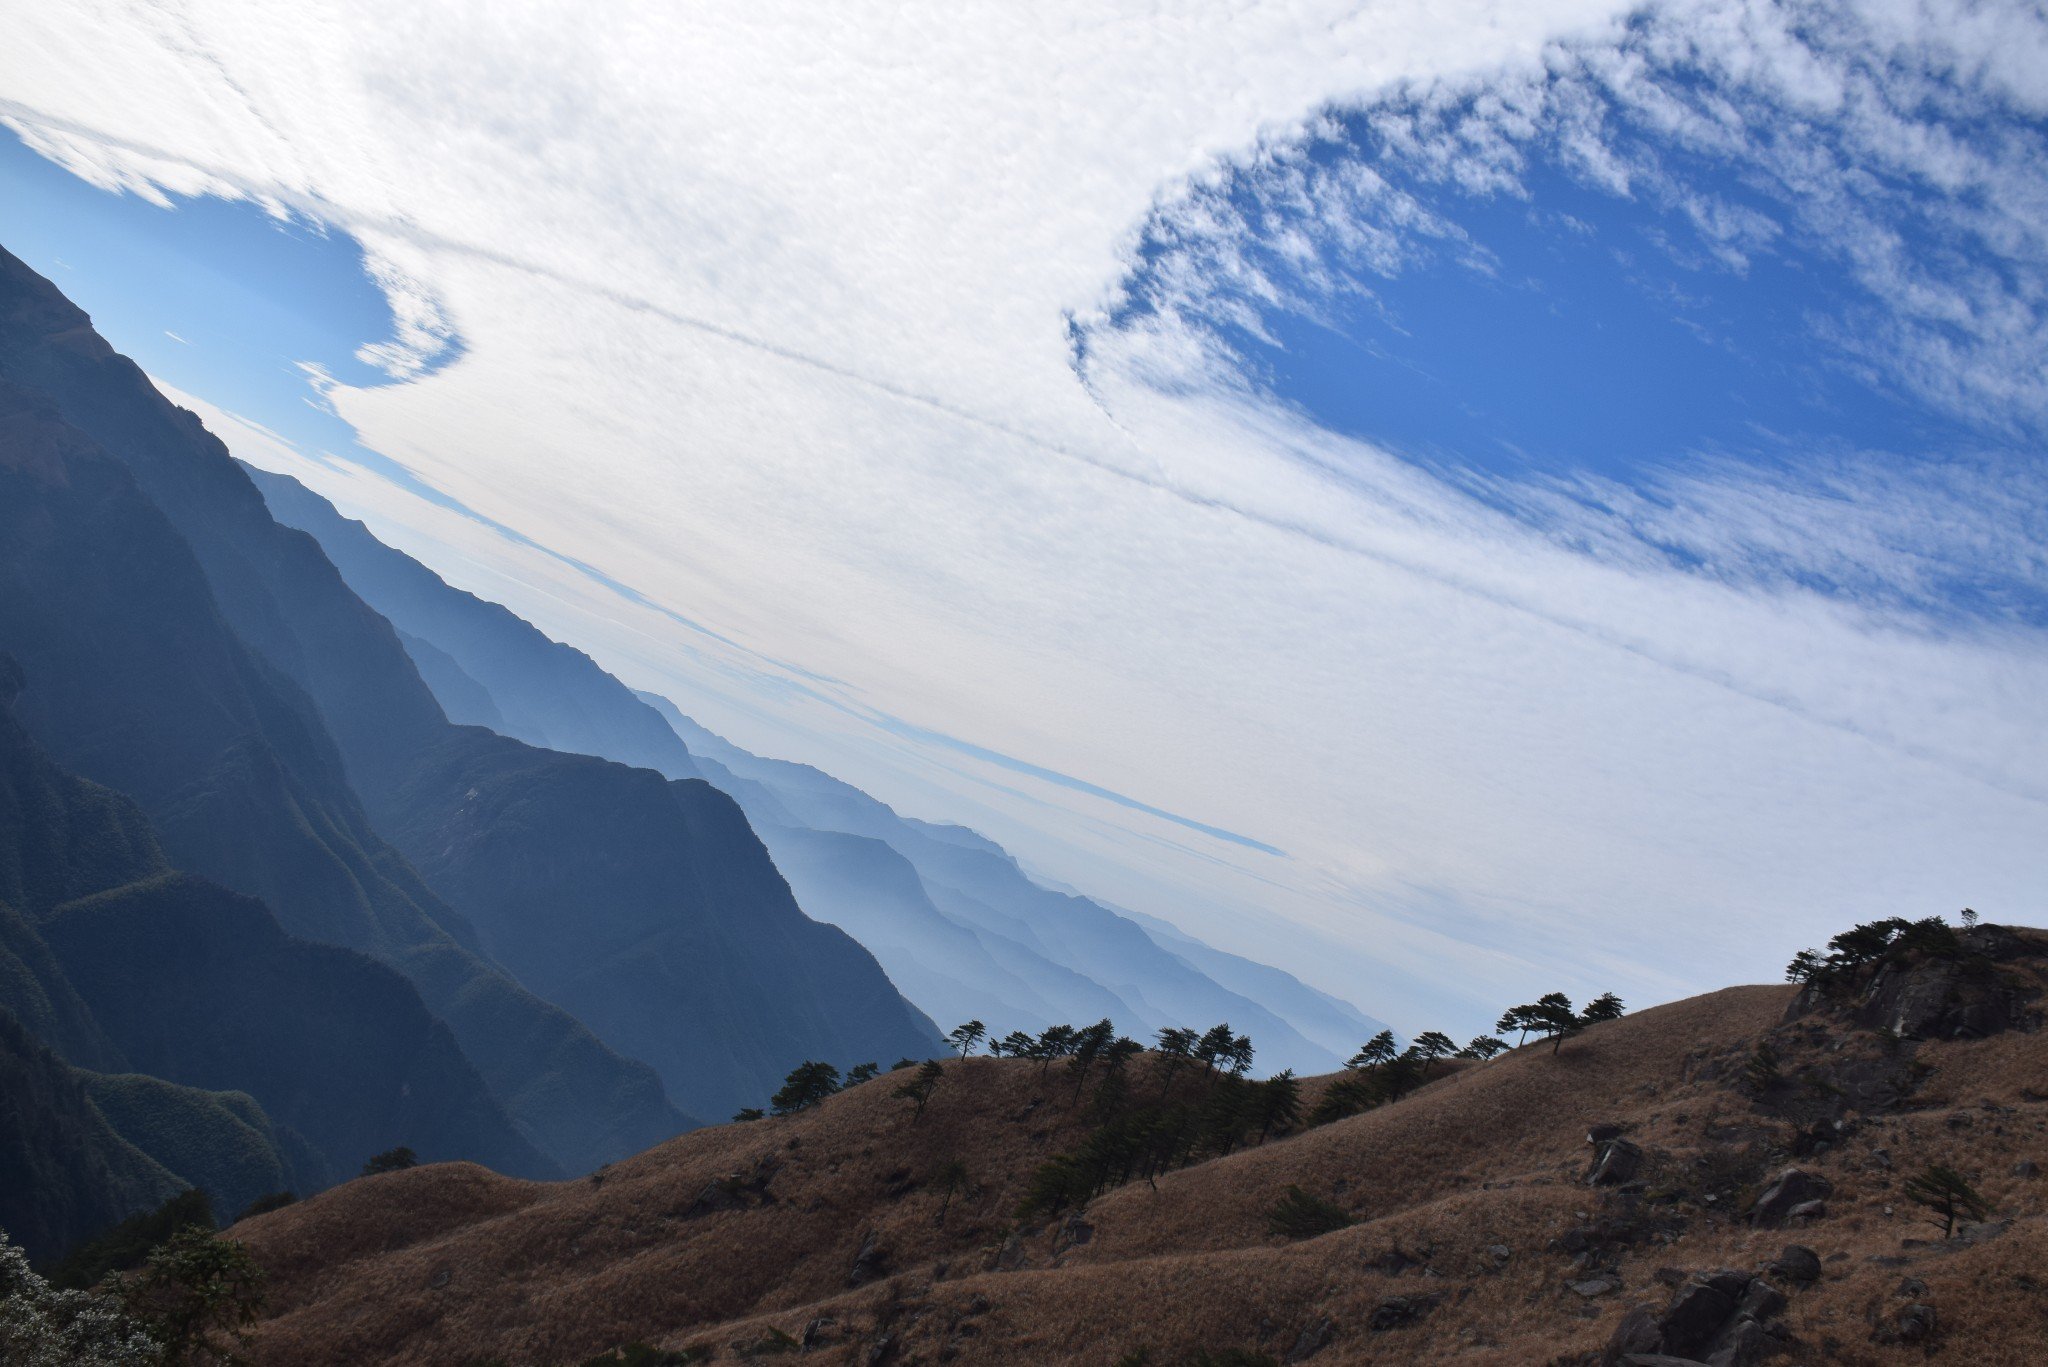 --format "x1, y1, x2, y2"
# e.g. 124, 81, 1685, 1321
12, 0, 2047, 1032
